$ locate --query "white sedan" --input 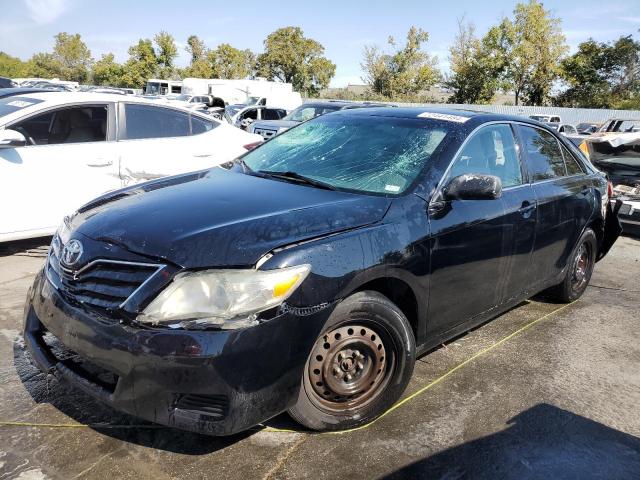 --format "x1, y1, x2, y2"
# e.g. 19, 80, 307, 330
0, 92, 262, 242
